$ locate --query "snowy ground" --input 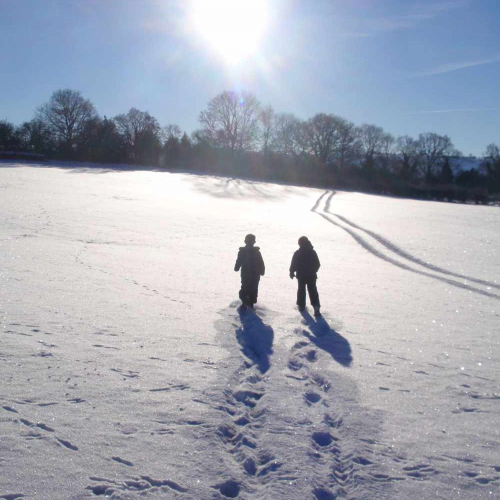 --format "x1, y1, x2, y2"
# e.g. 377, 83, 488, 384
0, 161, 499, 500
